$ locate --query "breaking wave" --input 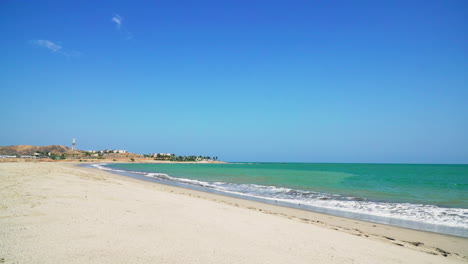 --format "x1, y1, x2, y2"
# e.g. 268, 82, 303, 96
92, 163, 468, 230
